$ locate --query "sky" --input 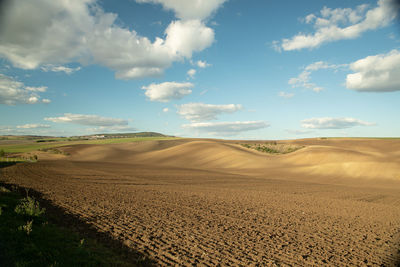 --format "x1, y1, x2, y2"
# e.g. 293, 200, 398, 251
0, 0, 400, 139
